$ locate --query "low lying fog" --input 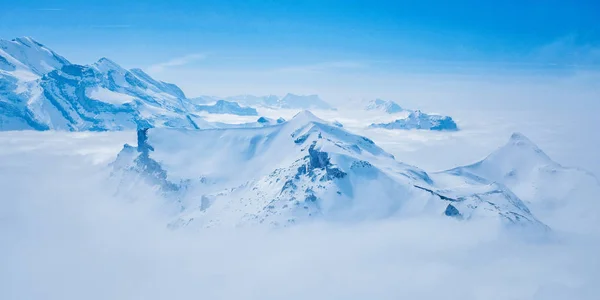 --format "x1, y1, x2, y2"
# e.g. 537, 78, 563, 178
1, 124, 599, 300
